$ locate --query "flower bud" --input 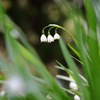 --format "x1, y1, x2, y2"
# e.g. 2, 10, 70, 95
74, 95, 80, 100
69, 81, 78, 90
